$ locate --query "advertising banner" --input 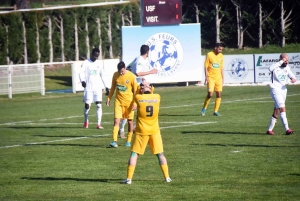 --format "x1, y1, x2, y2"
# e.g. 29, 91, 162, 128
254, 53, 300, 83
121, 24, 202, 83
